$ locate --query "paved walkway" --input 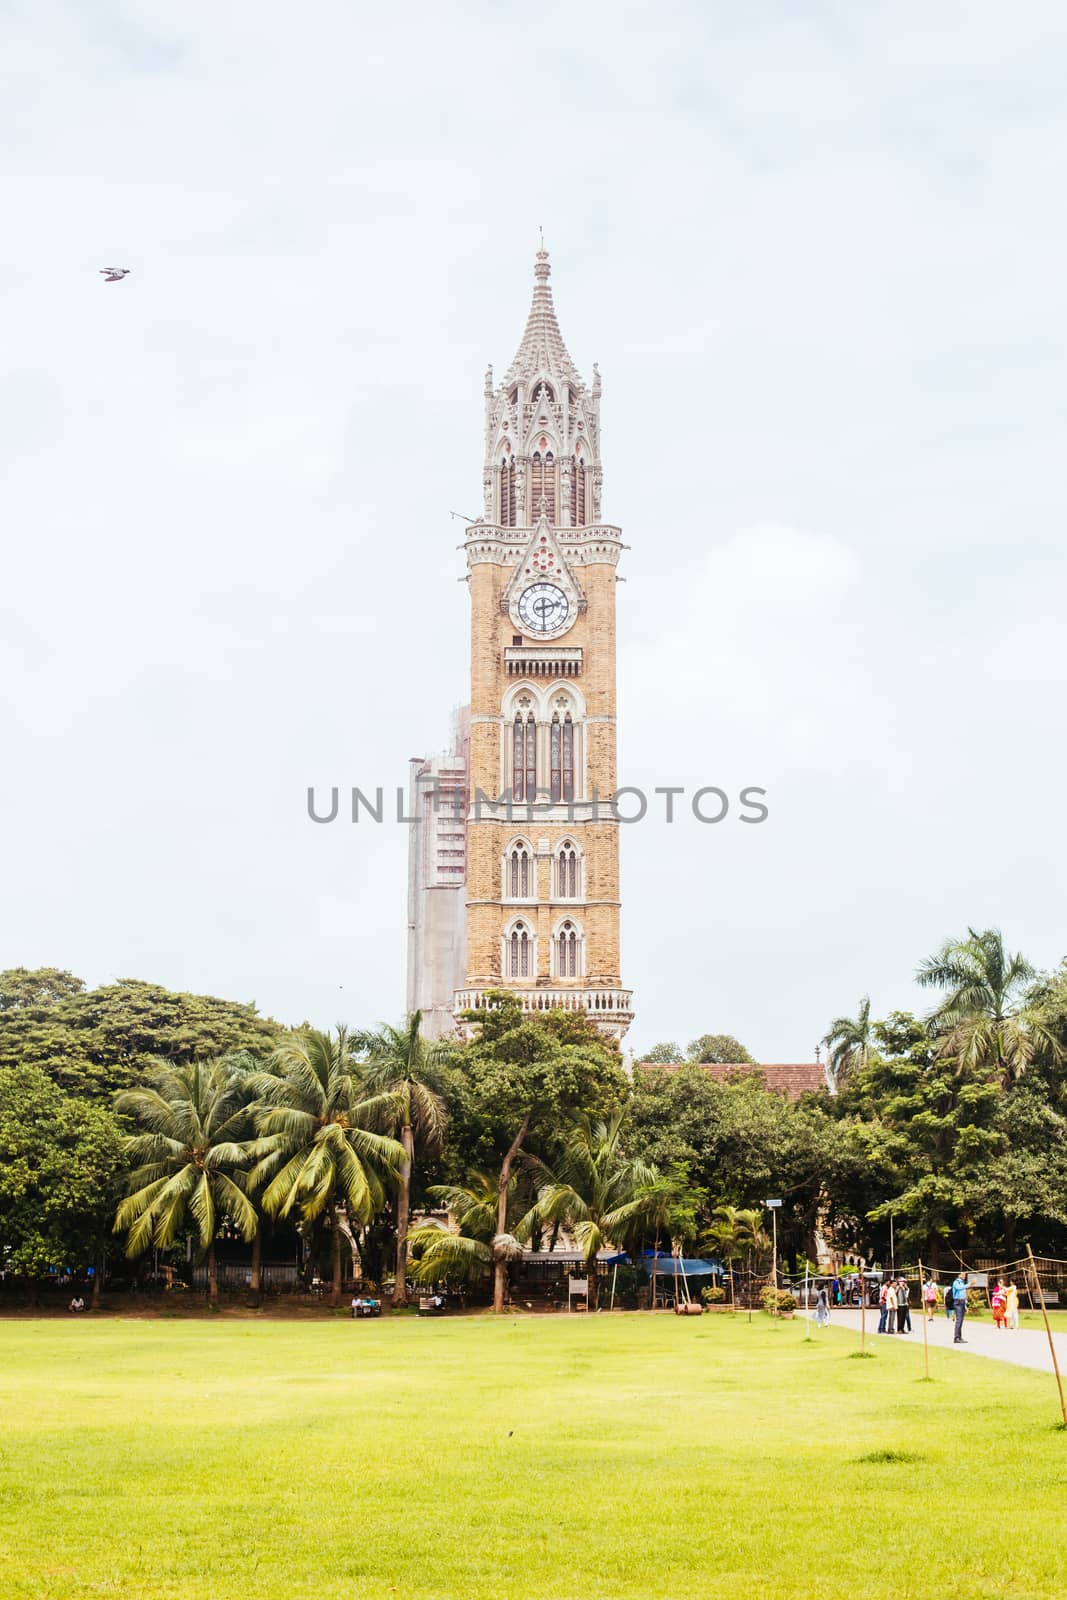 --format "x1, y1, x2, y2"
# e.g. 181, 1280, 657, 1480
806, 1306, 1067, 1376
